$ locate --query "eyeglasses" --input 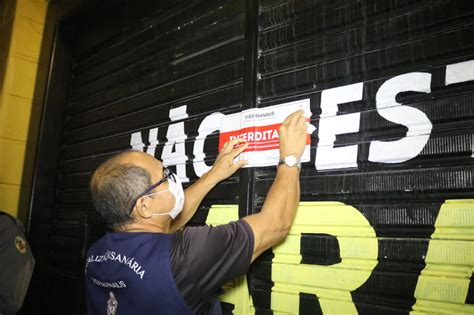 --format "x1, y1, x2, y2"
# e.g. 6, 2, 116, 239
128, 166, 175, 216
